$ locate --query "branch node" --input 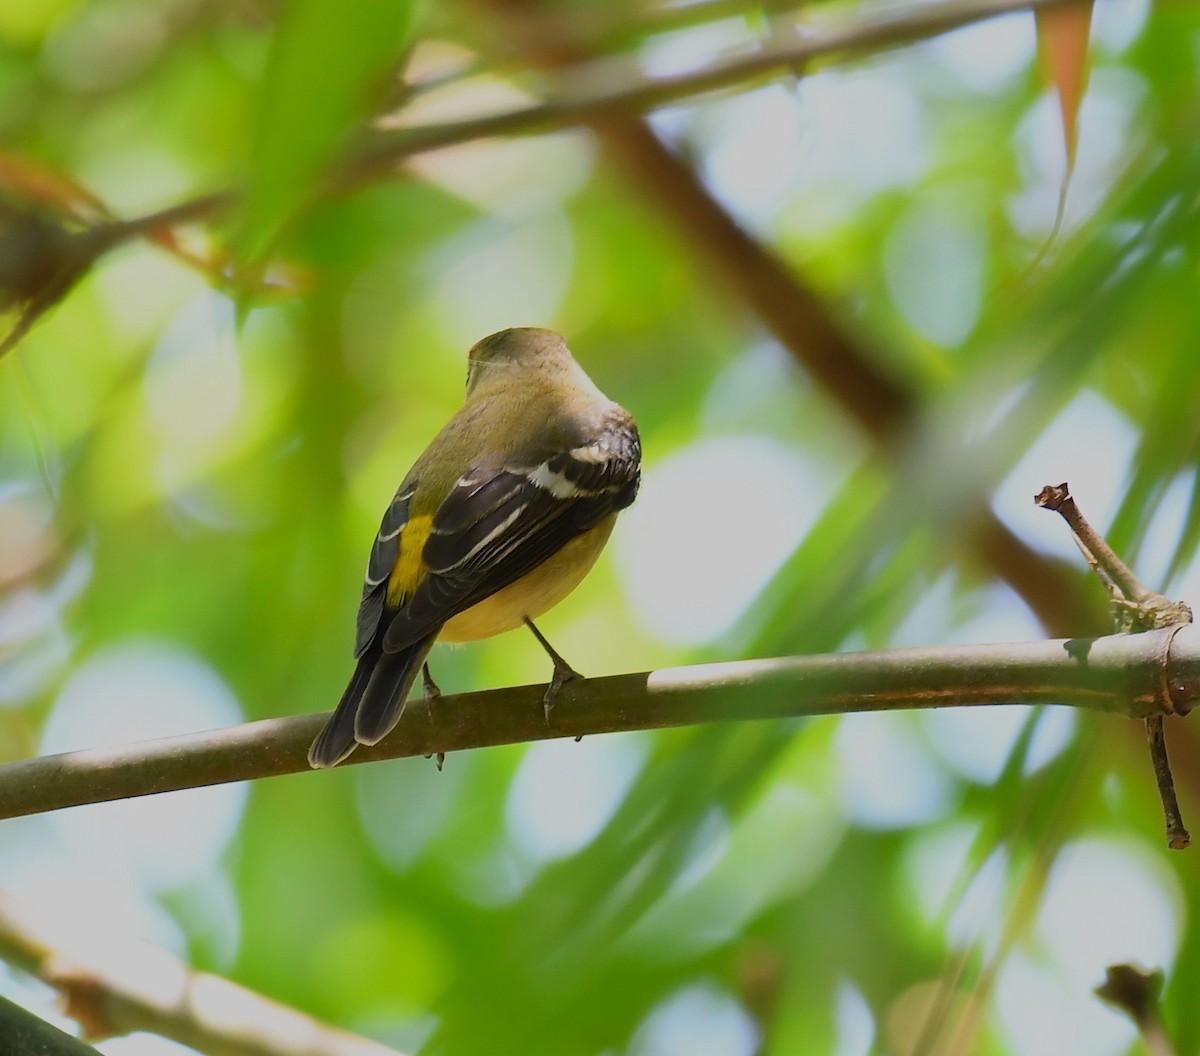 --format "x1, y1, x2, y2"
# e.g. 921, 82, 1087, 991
49, 968, 117, 1041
